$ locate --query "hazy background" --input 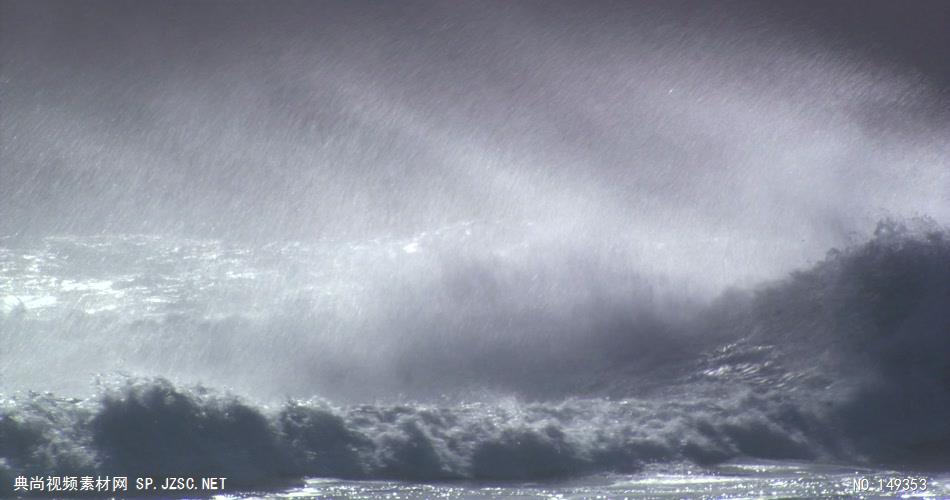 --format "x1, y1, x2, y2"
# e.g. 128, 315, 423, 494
2, 0, 948, 289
